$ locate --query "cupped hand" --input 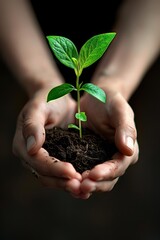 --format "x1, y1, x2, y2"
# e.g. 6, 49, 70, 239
13, 83, 139, 200
12, 88, 82, 195
73, 86, 139, 199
